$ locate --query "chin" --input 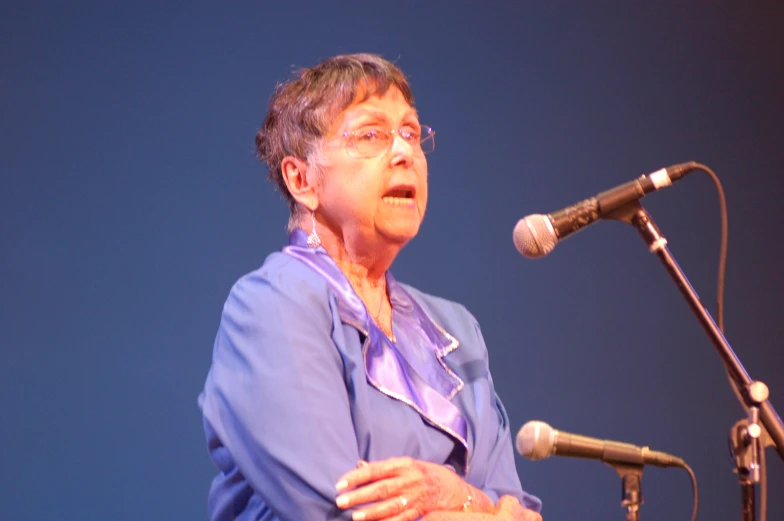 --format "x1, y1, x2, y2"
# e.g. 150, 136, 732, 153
376, 210, 424, 245
380, 224, 420, 245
